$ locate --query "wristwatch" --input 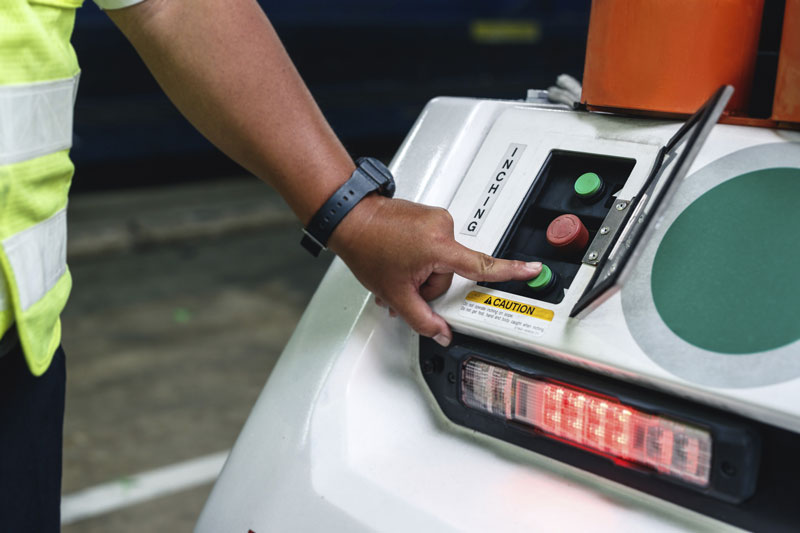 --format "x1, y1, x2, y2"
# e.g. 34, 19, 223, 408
300, 157, 396, 256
